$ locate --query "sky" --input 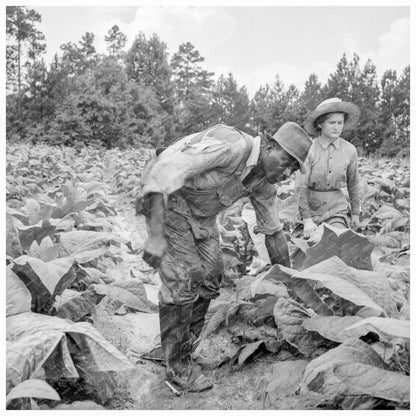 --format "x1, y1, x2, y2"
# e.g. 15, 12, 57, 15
25, 3, 410, 97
